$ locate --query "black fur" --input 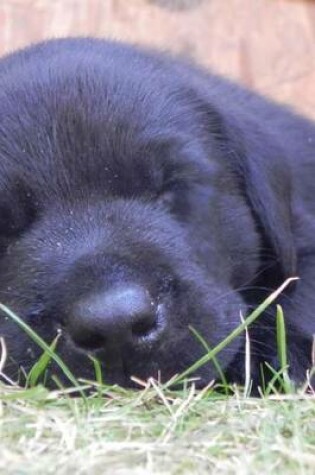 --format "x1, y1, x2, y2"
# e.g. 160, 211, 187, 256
0, 38, 314, 388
